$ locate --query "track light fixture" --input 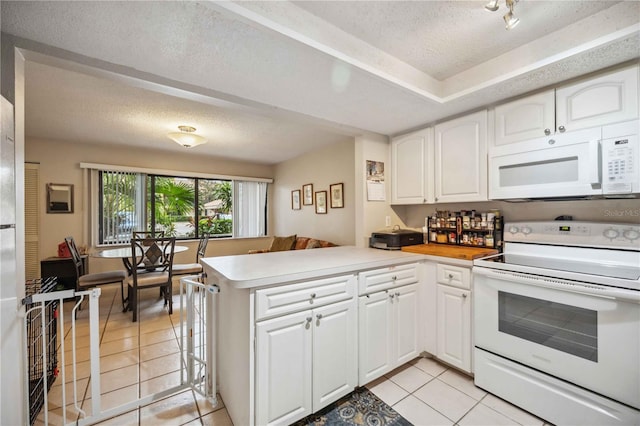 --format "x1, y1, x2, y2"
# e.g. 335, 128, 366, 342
484, 0, 520, 30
